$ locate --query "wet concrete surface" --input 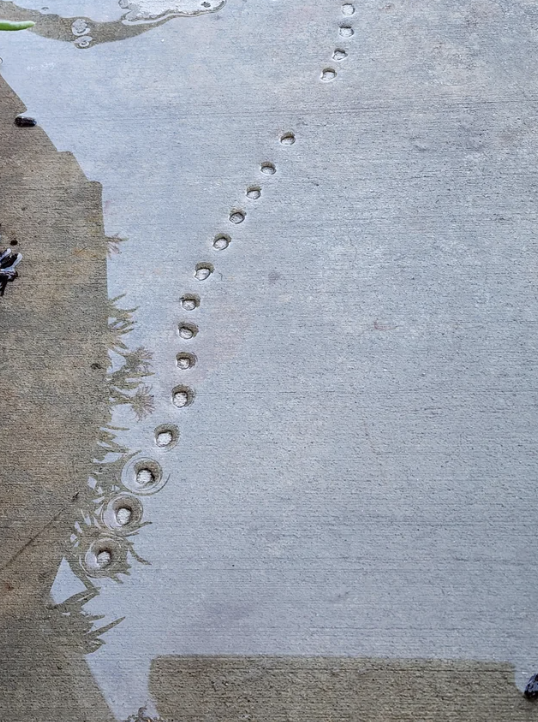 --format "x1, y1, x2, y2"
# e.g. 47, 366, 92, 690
1, 0, 538, 719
